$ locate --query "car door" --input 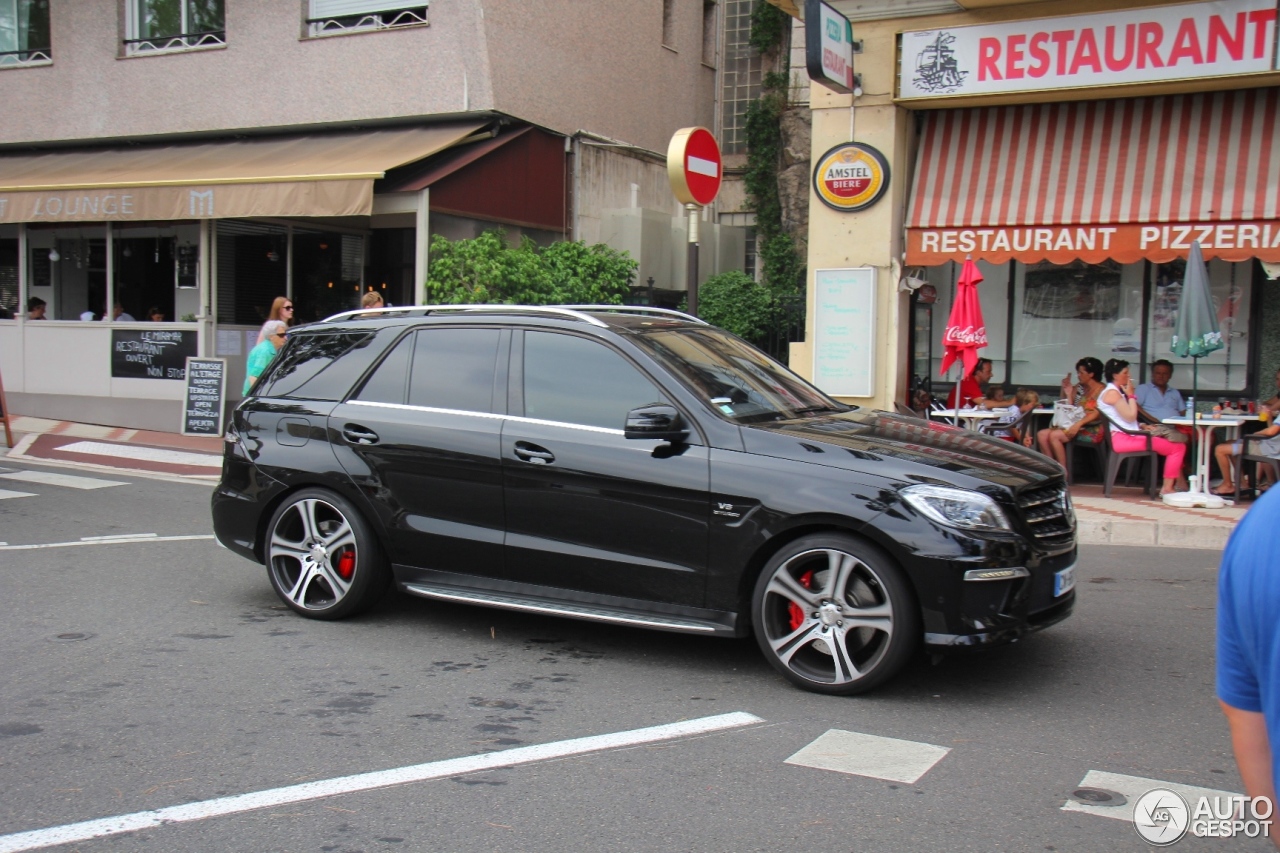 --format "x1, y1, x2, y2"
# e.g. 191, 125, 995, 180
329, 326, 508, 582
501, 329, 710, 605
